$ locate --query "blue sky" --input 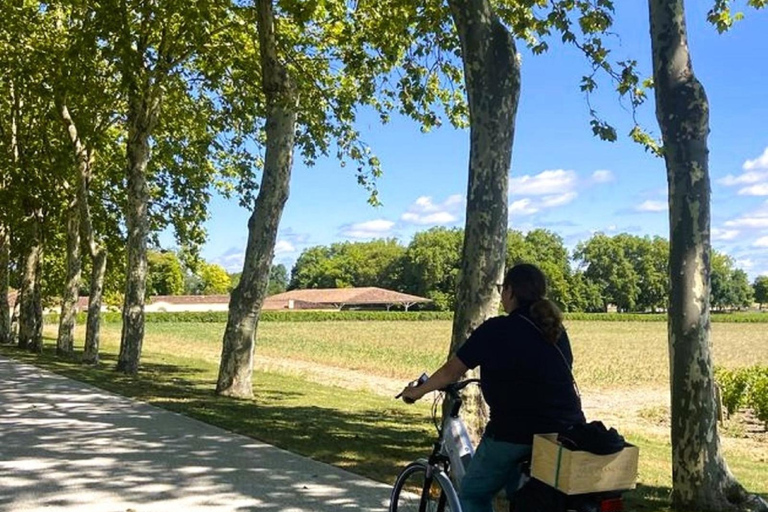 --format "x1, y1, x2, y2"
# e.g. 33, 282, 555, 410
181, 3, 768, 280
